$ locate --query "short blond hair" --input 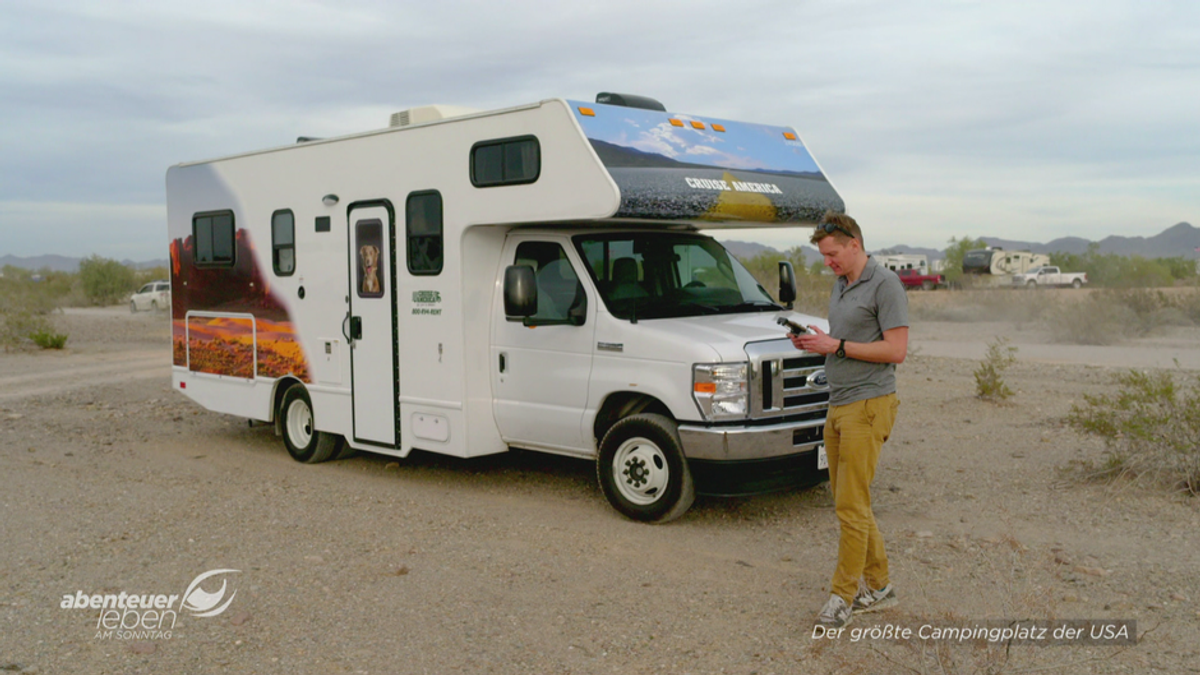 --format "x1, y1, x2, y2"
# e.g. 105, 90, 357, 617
810, 211, 864, 248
